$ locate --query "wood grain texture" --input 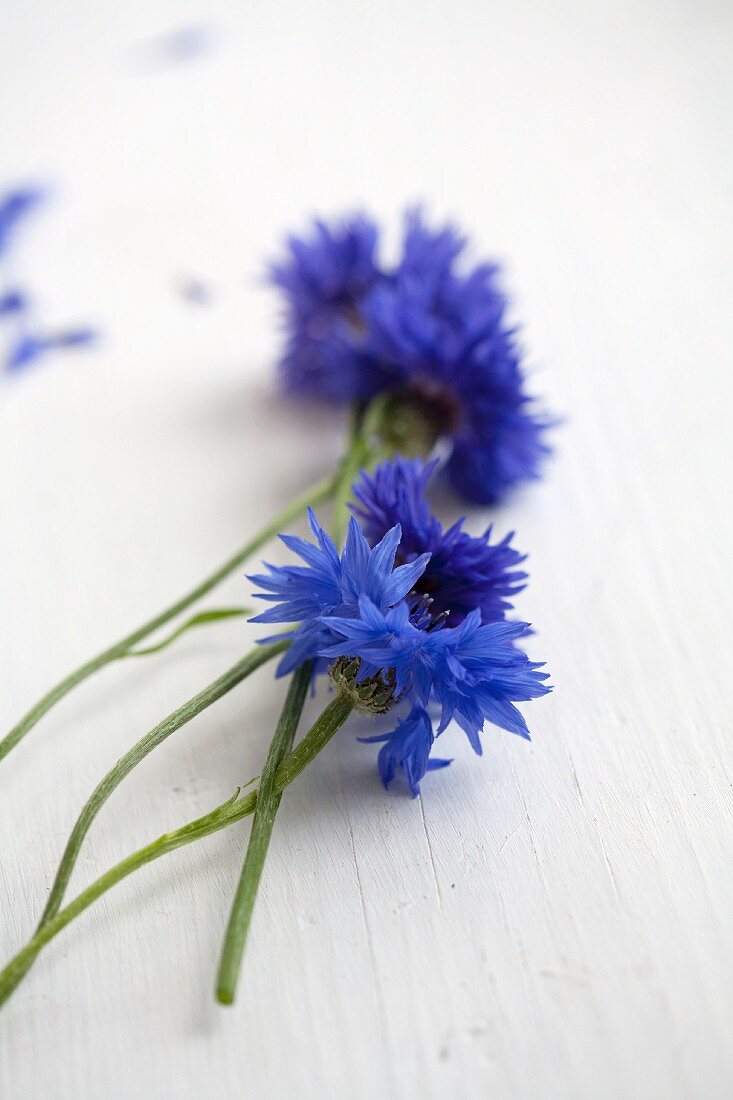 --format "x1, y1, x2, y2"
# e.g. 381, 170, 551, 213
1, 1, 731, 1097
